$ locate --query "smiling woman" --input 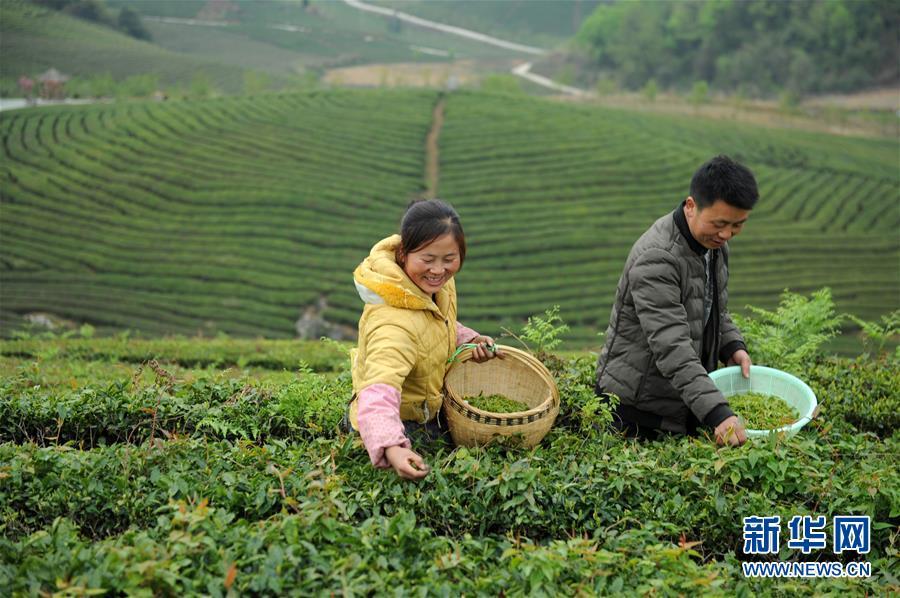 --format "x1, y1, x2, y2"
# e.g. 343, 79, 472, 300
400, 232, 460, 293
395, 200, 465, 294
344, 199, 501, 480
